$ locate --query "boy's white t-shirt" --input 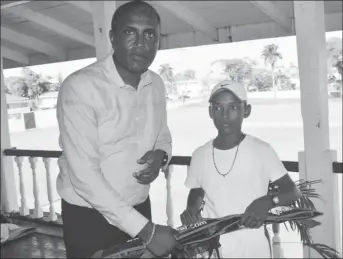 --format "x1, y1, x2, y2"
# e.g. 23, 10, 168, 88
185, 135, 288, 258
